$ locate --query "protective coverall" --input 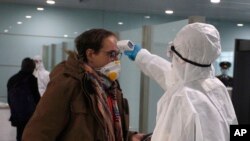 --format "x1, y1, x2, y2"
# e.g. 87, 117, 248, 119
33, 55, 50, 96
126, 23, 238, 141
